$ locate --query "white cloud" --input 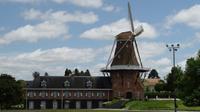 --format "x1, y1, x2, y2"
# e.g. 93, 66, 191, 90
52, 0, 103, 8
0, 9, 98, 45
139, 42, 166, 60
0, 47, 99, 80
102, 5, 114, 12
22, 9, 98, 24
3, 0, 103, 8
166, 4, 200, 29
80, 18, 158, 40
16, 47, 96, 63
3, 0, 42, 3
0, 21, 68, 44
